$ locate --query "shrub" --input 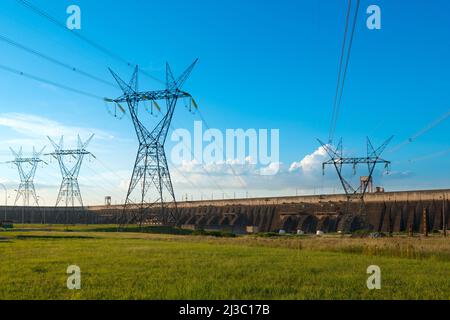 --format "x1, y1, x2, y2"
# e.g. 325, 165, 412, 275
192, 230, 236, 238
256, 232, 281, 238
